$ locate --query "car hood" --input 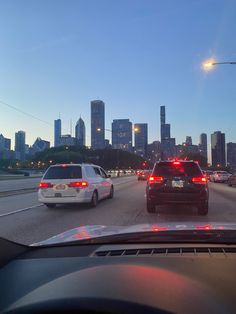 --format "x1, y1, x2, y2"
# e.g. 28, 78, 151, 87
33, 222, 236, 246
